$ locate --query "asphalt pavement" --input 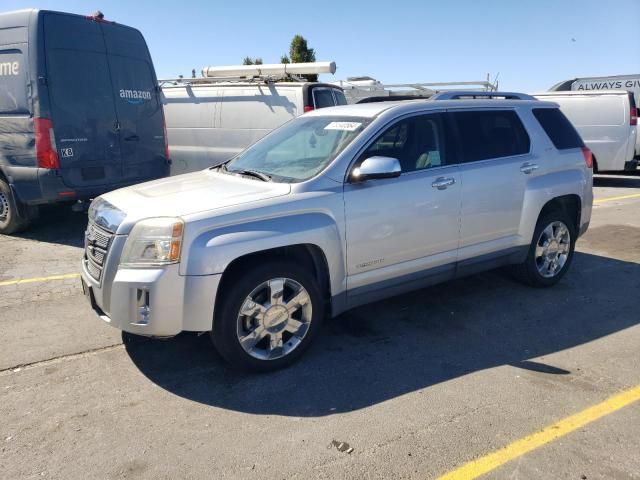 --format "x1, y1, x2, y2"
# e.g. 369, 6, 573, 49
1, 174, 639, 479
